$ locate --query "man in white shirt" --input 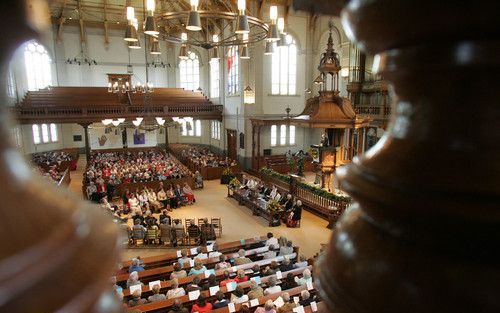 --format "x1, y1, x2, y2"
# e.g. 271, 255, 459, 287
265, 232, 279, 249
196, 246, 208, 259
